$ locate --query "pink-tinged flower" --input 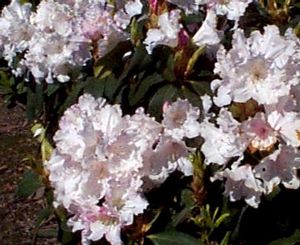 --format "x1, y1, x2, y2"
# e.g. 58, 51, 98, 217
212, 25, 300, 107
267, 111, 300, 147
142, 135, 192, 187
254, 145, 300, 193
47, 94, 197, 244
144, 9, 182, 54
162, 98, 201, 140
199, 109, 247, 165
241, 112, 277, 152
113, 0, 143, 29
213, 164, 264, 208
